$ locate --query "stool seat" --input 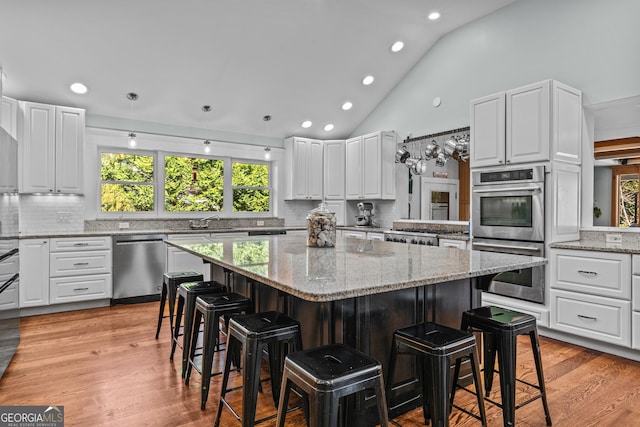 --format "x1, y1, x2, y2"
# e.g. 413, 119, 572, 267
387, 322, 487, 426
171, 280, 227, 378
214, 311, 302, 427
186, 292, 253, 409
462, 306, 552, 427
156, 271, 203, 339
277, 343, 389, 427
